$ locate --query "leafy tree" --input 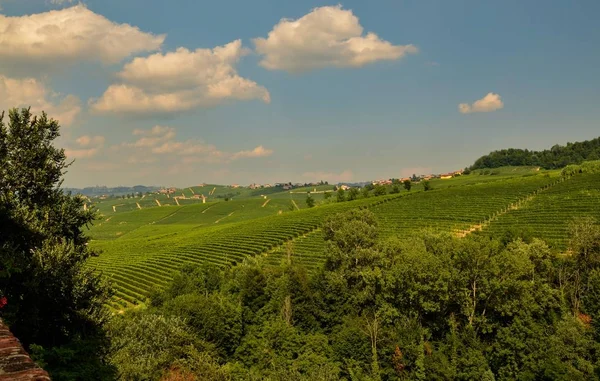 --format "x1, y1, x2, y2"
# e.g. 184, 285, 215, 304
422, 180, 432, 191
323, 191, 332, 201
390, 185, 400, 194
0, 108, 112, 378
566, 217, 600, 314
373, 185, 387, 196
108, 313, 215, 380
306, 195, 315, 208
336, 188, 346, 202
361, 187, 370, 198
347, 187, 359, 201
403, 179, 412, 191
